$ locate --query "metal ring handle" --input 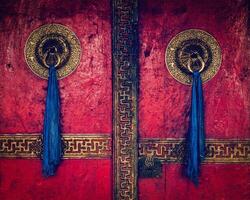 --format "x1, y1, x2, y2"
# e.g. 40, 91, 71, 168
42, 48, 61, 68
187, 54, 205, 73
